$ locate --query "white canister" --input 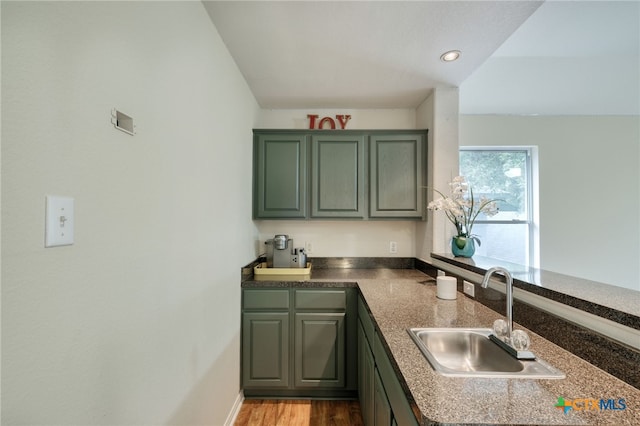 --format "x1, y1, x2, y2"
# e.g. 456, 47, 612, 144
436, 276, 458, 300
